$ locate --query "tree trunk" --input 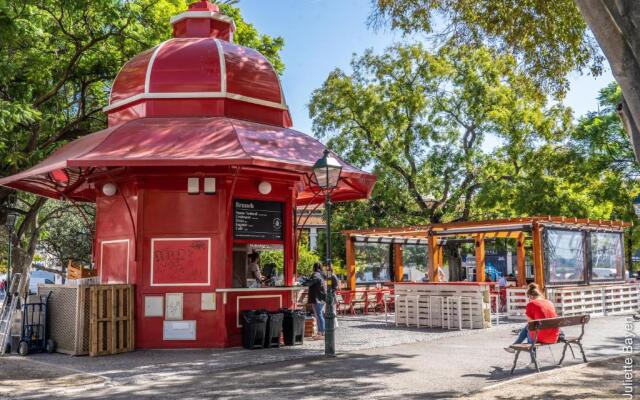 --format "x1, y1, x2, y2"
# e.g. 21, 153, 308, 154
575, 0, 640, 162
444, 242, 462, 281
